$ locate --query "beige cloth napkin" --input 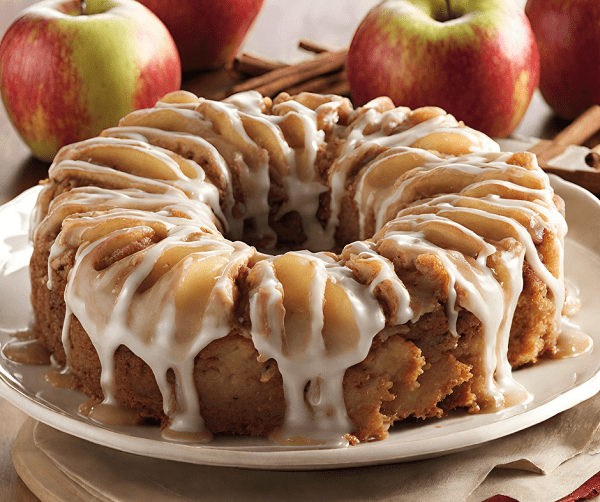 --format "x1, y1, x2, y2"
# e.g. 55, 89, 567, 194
13, 391, 600, 502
